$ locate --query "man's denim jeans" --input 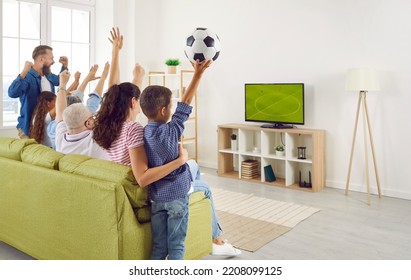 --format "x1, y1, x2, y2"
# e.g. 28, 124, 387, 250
150, 195, 189, 260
